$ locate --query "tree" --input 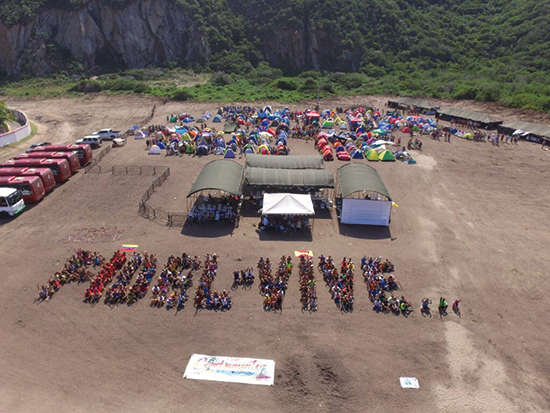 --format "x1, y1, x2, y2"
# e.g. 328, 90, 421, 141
0, 101, 12, 133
